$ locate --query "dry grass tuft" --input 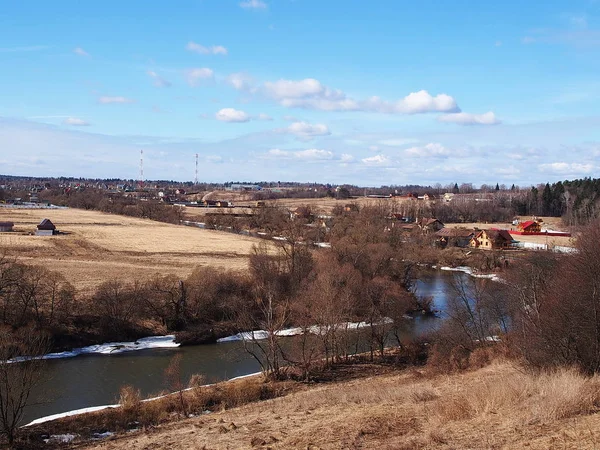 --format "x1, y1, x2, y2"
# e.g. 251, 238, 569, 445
411, 387, 439, 403
435, 393, 475, 422
527, 368, 600, 422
